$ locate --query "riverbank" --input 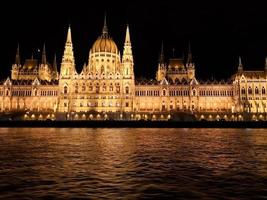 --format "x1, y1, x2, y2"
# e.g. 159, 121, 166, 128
0, 120, 267, 128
